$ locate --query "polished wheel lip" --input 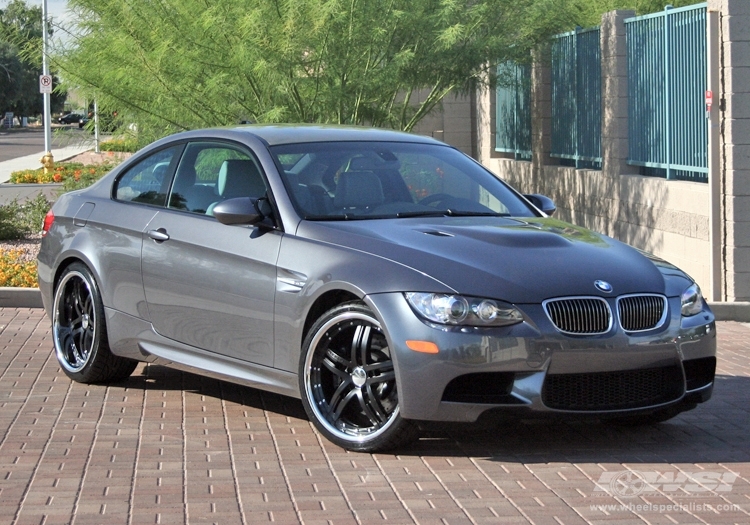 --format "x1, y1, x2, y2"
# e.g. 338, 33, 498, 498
304, 311, 400, 443
52, 271, 98, 374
